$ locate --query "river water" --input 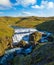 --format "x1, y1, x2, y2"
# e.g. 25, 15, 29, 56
0, 27, 52, 65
